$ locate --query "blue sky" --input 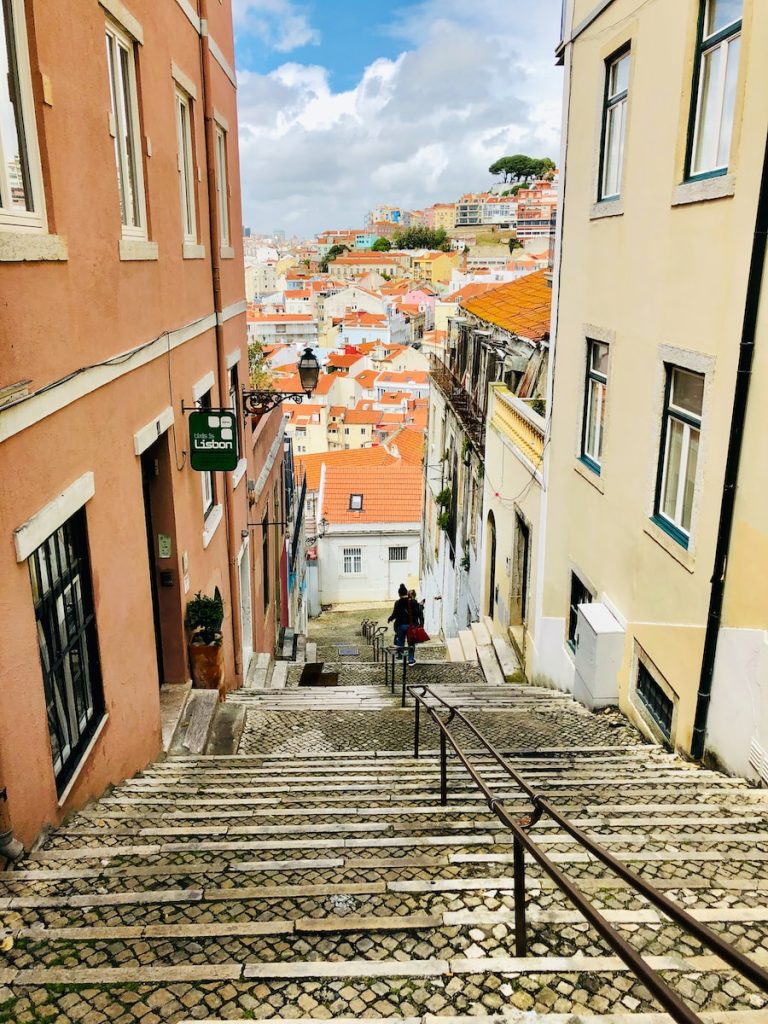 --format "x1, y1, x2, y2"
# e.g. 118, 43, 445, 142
232, 0, 563, 236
